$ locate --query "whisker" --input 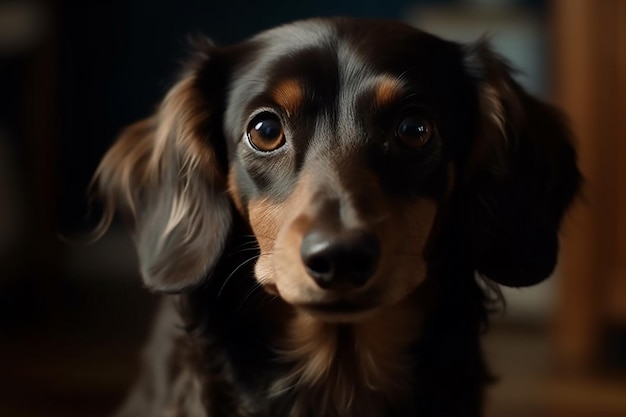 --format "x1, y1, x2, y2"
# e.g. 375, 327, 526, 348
217, 255, 259, 300
231, 238, 259, 248
236, 281, 265, 313
225, 240, 259, 256
227, 246, 261, 258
